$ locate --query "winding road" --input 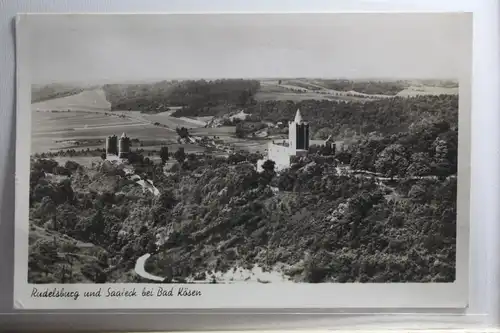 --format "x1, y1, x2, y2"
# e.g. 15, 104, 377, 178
134, 254, 164, 281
